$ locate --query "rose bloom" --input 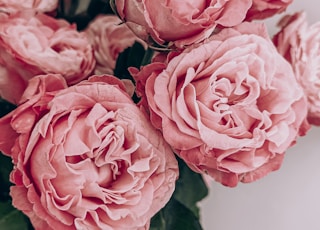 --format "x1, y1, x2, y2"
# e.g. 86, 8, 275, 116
113, 0, 252, 48
0, 11, 95, 104
273, 12, 320, 125
132, 22, 309, 187
246, 0, 293, 21
85, 14, 145, 75
0, 74, 178, 229
0, 0, 58, 14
